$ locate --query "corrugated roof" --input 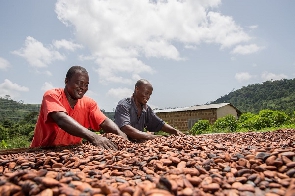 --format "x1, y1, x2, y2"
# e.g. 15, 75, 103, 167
154, 103, 231, 113
153, 106, 190, 113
